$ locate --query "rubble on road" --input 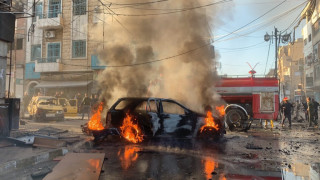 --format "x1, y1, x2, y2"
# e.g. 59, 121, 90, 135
245, 143, 263, 150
